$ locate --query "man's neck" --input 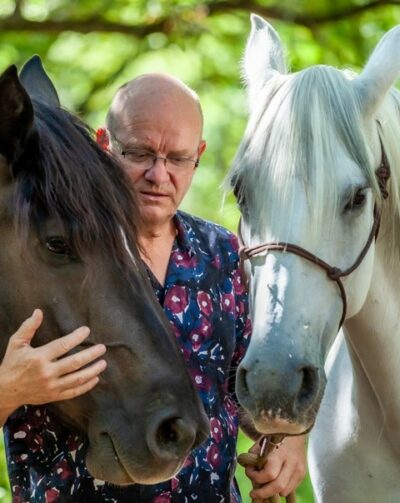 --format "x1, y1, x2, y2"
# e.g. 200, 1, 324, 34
138, 218, 177, 286
138, 217, 176, 245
